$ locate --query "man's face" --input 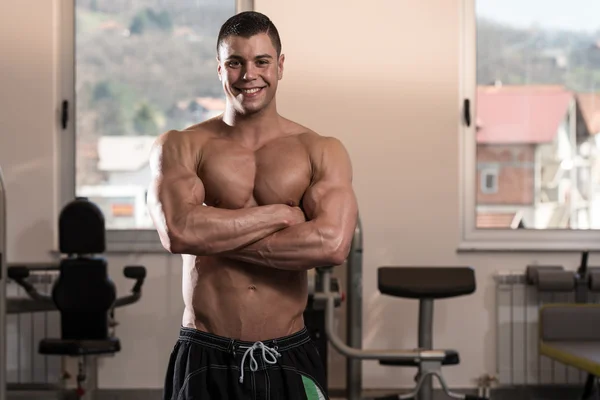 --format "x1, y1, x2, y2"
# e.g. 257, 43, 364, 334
217, 33, 284, 115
